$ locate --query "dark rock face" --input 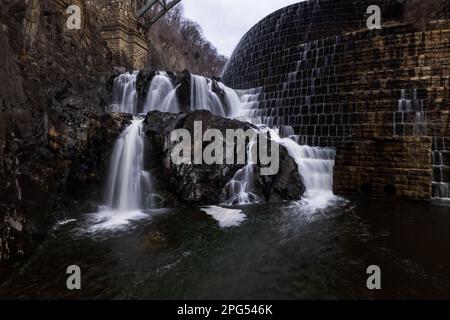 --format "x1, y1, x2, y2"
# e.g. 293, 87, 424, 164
136, 70, 158, 112
0, 0, 115, 265
175, 70, 192, 113
258, 147, 306, 203
144, 110, 305, 204
210, 79, 228, 114
64, 113, 132, 204
0, 110, 130, 265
